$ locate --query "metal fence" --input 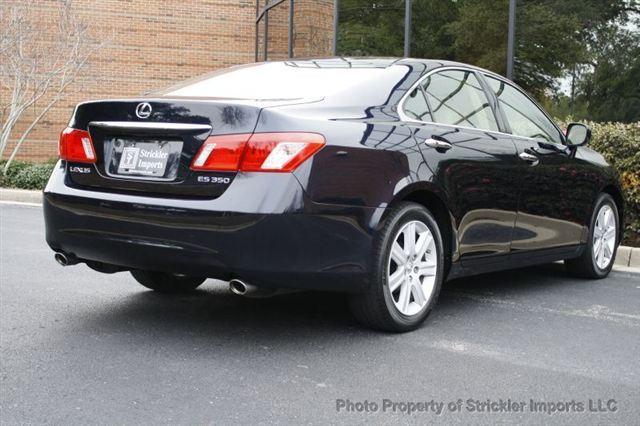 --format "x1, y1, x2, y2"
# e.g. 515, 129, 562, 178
272, 0, 514, 77
255, 0, 337, 61
255, 0, 293, 61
